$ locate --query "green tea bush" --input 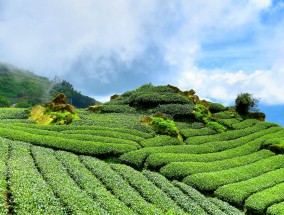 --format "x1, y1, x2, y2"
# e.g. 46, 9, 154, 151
232, 119, 258, 129
140, 136, 183, 147
142, 170, 207, 215
152, 104, 194, 118
151, 117, 180, 136
122, 126, 282, 168
209, 102, 227, 113
129, 92, 190, 108
80, 156, 163, 215
101, 105, 136, 113
218, 118, 241, 128
183, 155, 284, 192
215, 167, 284, 207
56, 151, 133, 214
180, 127, 216, 138
245, 182, 284, 214
0, 138, 8, 214
208, 198, 244, 215
267, 202, 284, 215
187, 122, 275, 145
0, 96, 11, 107
111, 164, 184, 214
262, 137, 284, 154
213, 111, 240, 119
160, 150, 274, 179
32, 146, 106, 214
173, 181, 226, 215
0, 127, 138, 156
9, 142, 65, 214
0, 124, 141, 148
0, 108, 29, 119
